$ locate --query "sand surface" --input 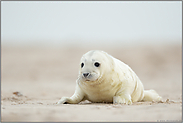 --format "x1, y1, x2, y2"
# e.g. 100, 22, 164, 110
1, 44, 182, 122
